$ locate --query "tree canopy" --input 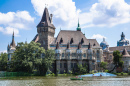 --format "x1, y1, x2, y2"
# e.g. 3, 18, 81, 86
0, 52, 8, 71
9, 41, 55, 75
100, 62, 108, 71
113, 50, 124, 67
